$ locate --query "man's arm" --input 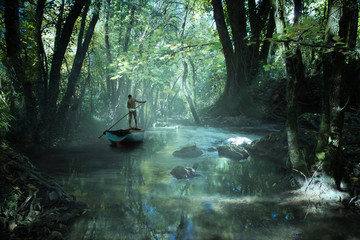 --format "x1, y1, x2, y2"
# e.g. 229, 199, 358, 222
135, 99, 146, 103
